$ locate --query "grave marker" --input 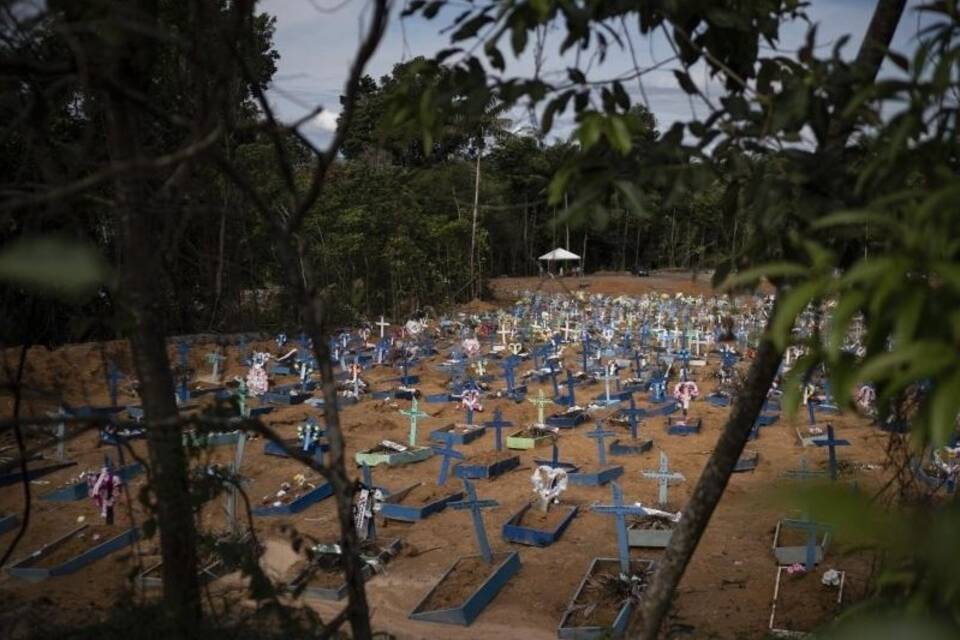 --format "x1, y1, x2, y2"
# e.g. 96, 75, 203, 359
642, 451, 685, 507
590, 482, 650, 575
